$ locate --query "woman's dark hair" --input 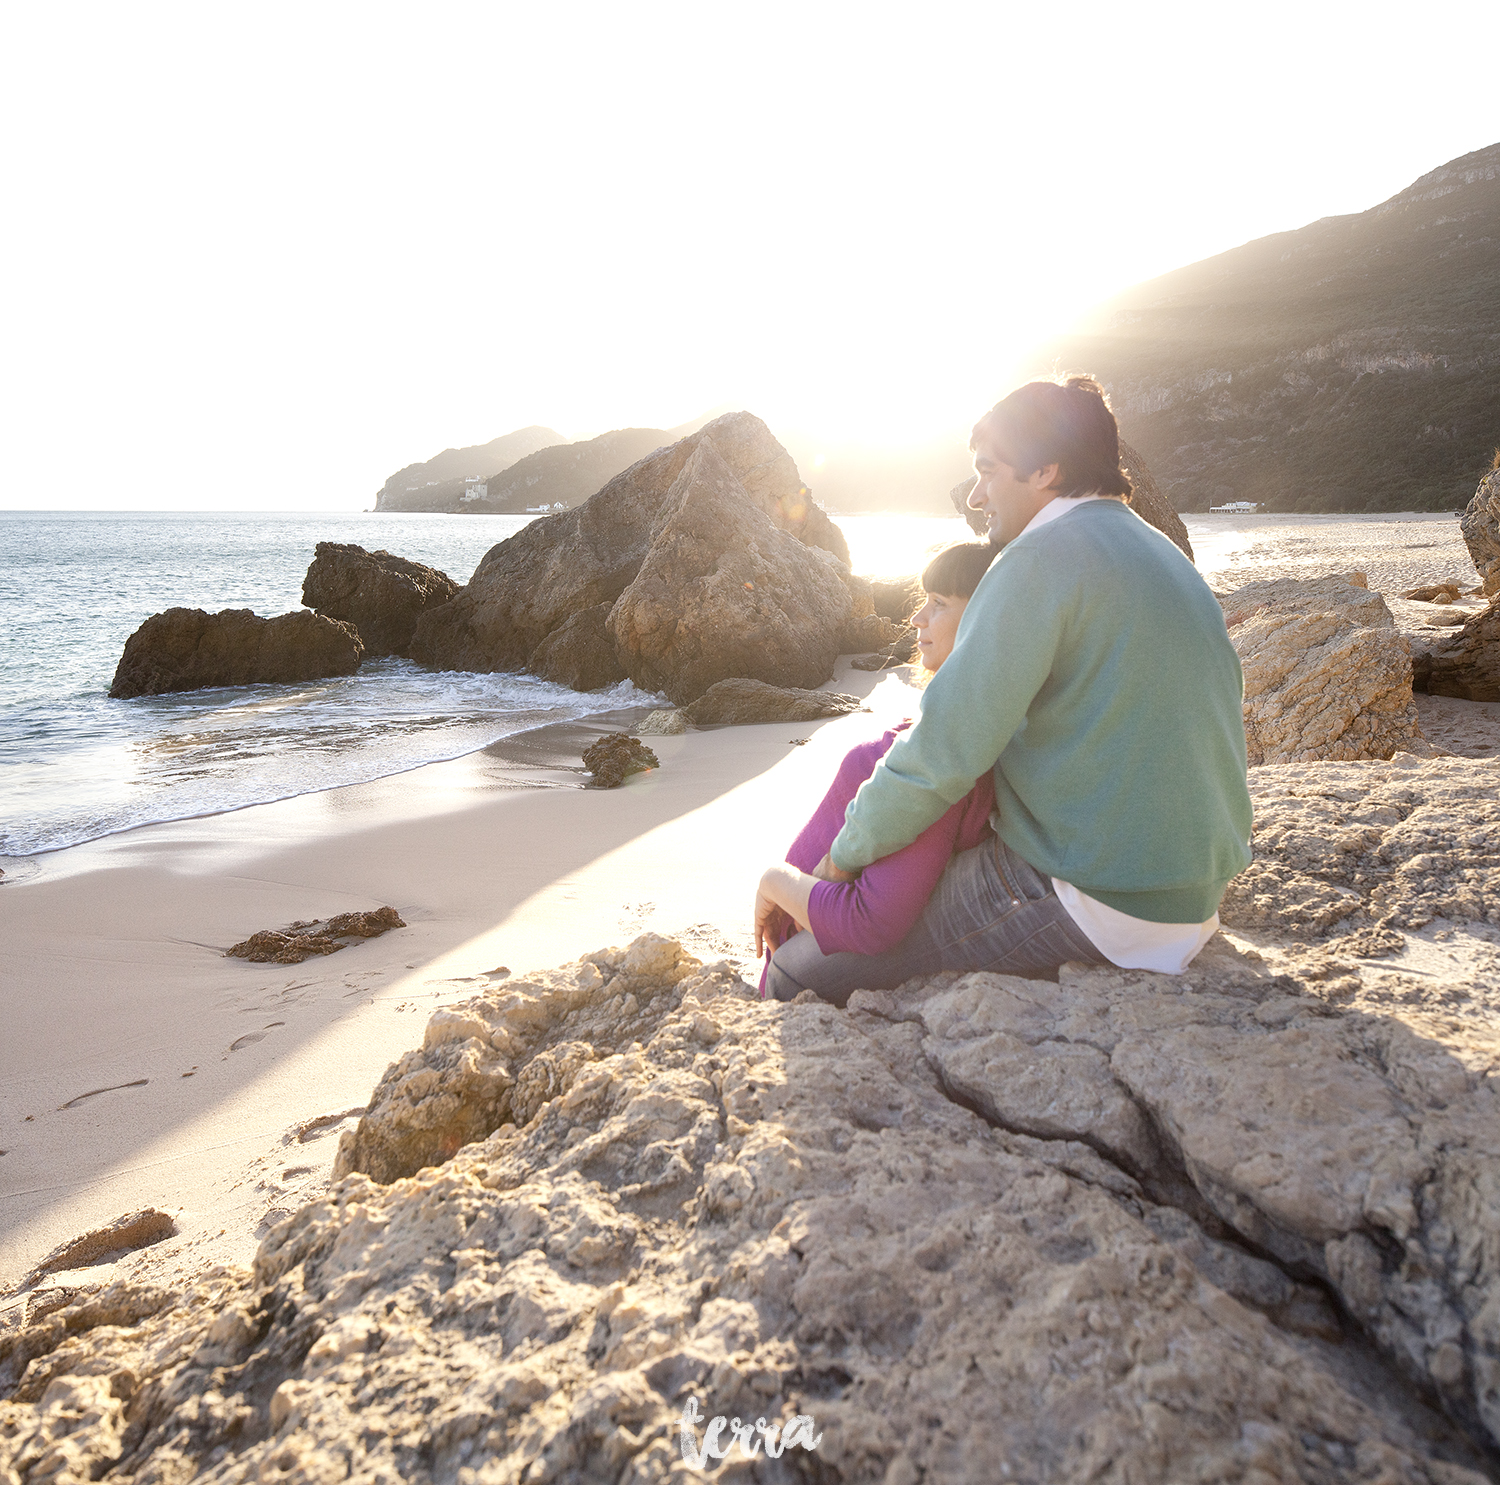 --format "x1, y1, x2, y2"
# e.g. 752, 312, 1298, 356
921, 541, 995, 599
971, 373, 1133, 500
